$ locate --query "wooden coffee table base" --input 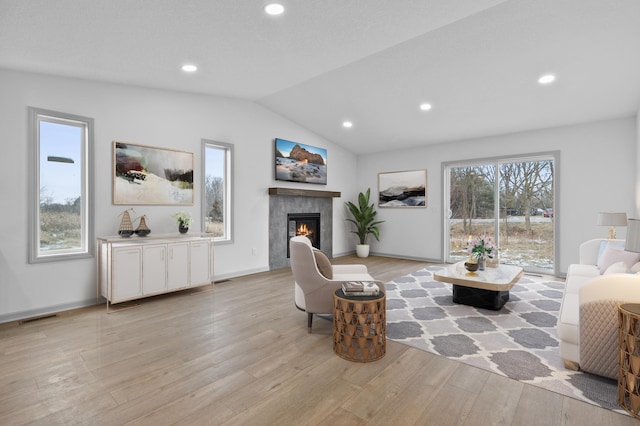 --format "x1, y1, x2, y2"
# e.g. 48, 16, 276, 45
453, 285, 509, 311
